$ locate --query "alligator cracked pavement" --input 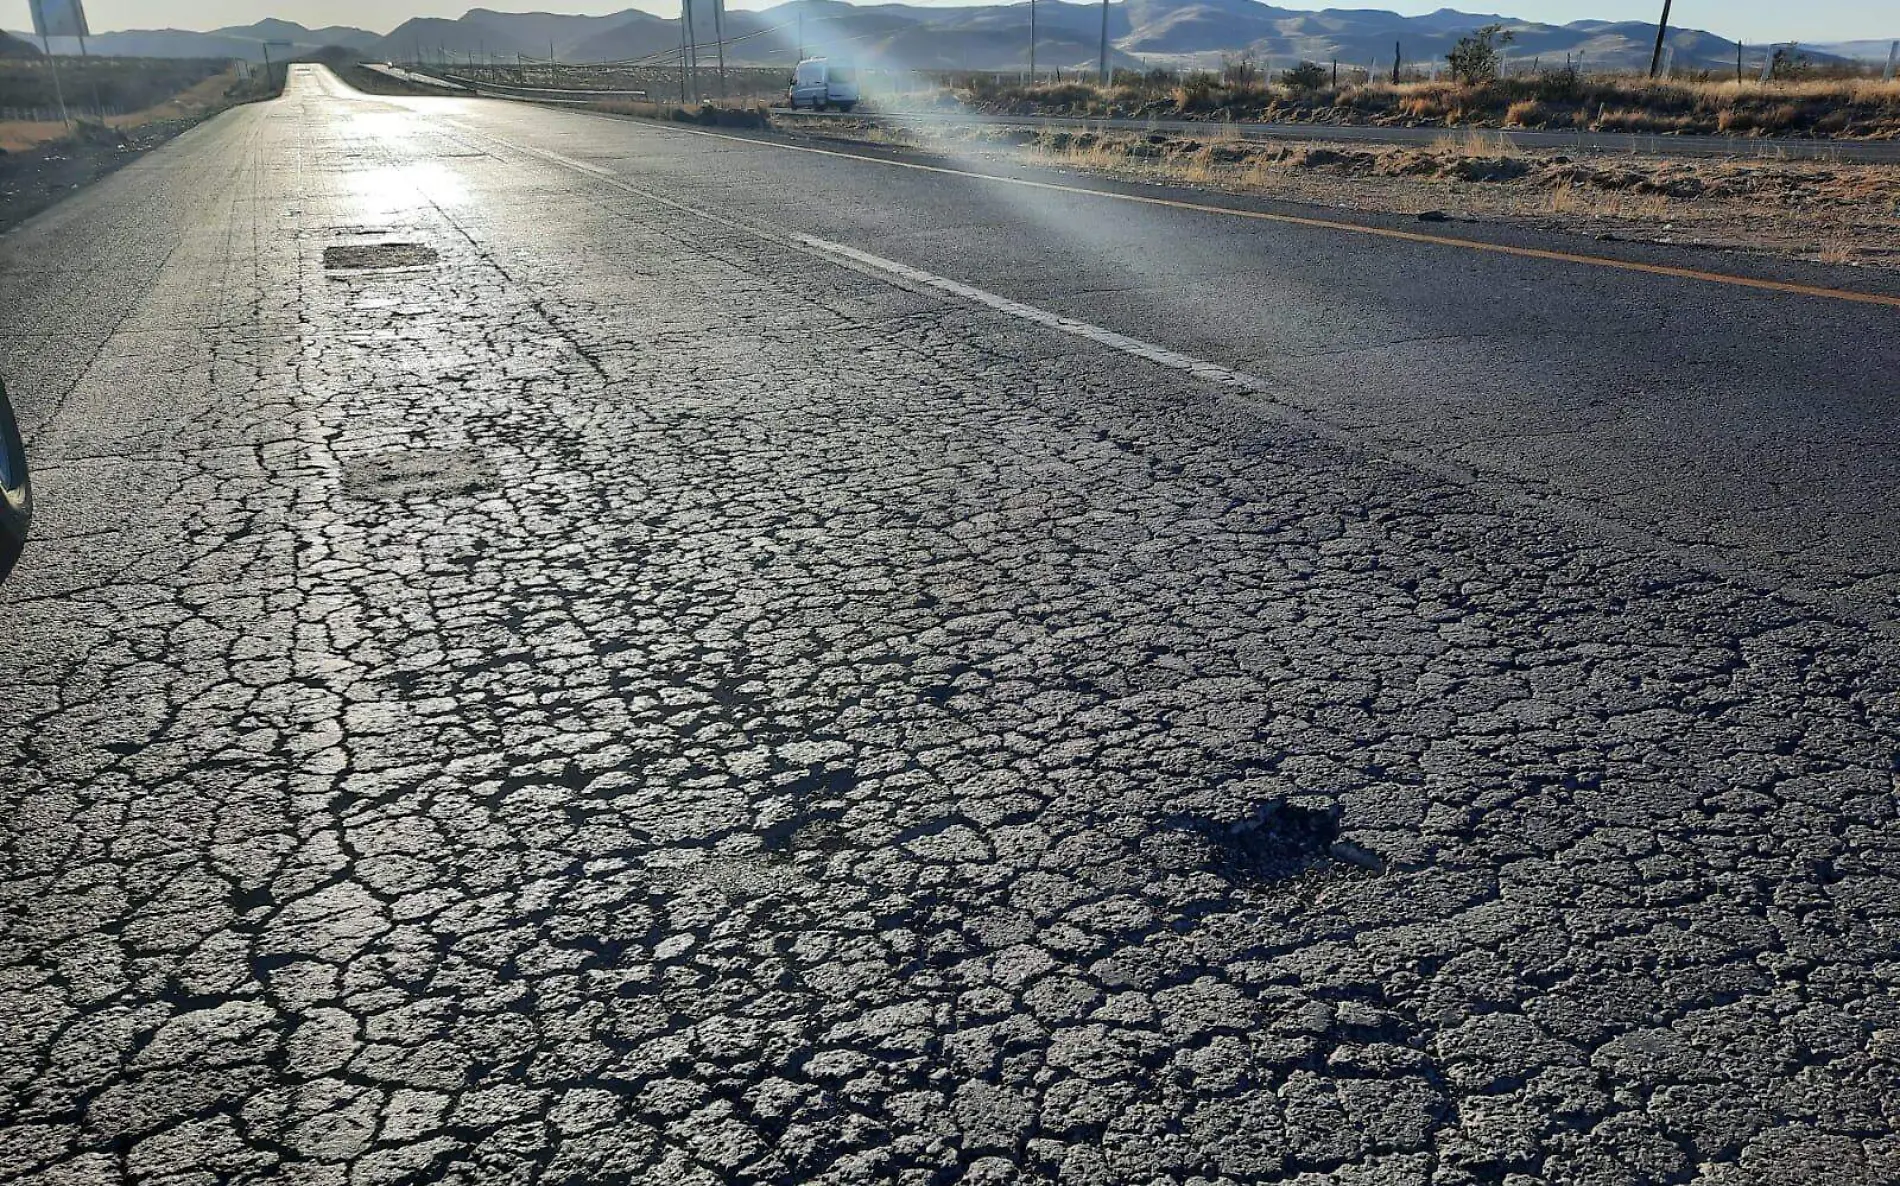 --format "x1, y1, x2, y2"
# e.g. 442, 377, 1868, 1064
0, 64, 1897, 1186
